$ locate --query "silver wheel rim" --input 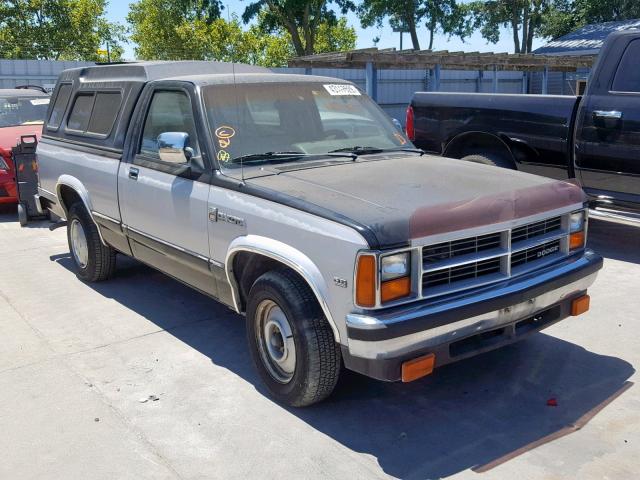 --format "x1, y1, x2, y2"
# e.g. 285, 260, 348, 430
70, 219, 89, 269
255, 299, 296, 384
